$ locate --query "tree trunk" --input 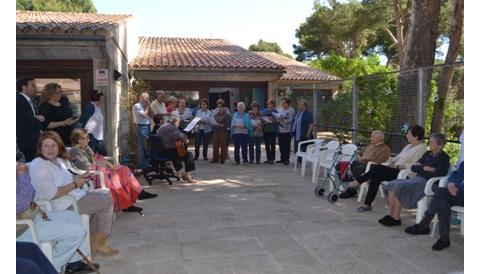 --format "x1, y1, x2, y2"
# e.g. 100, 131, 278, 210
391, 0, 442, 152
430, 0, 464, 133
393, 0, 405, 65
